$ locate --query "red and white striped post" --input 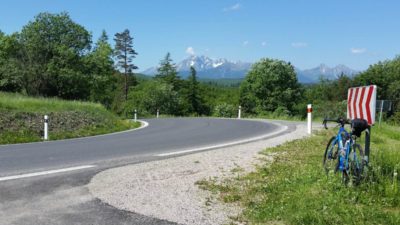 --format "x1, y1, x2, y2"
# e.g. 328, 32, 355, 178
307, 104, 312, 134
